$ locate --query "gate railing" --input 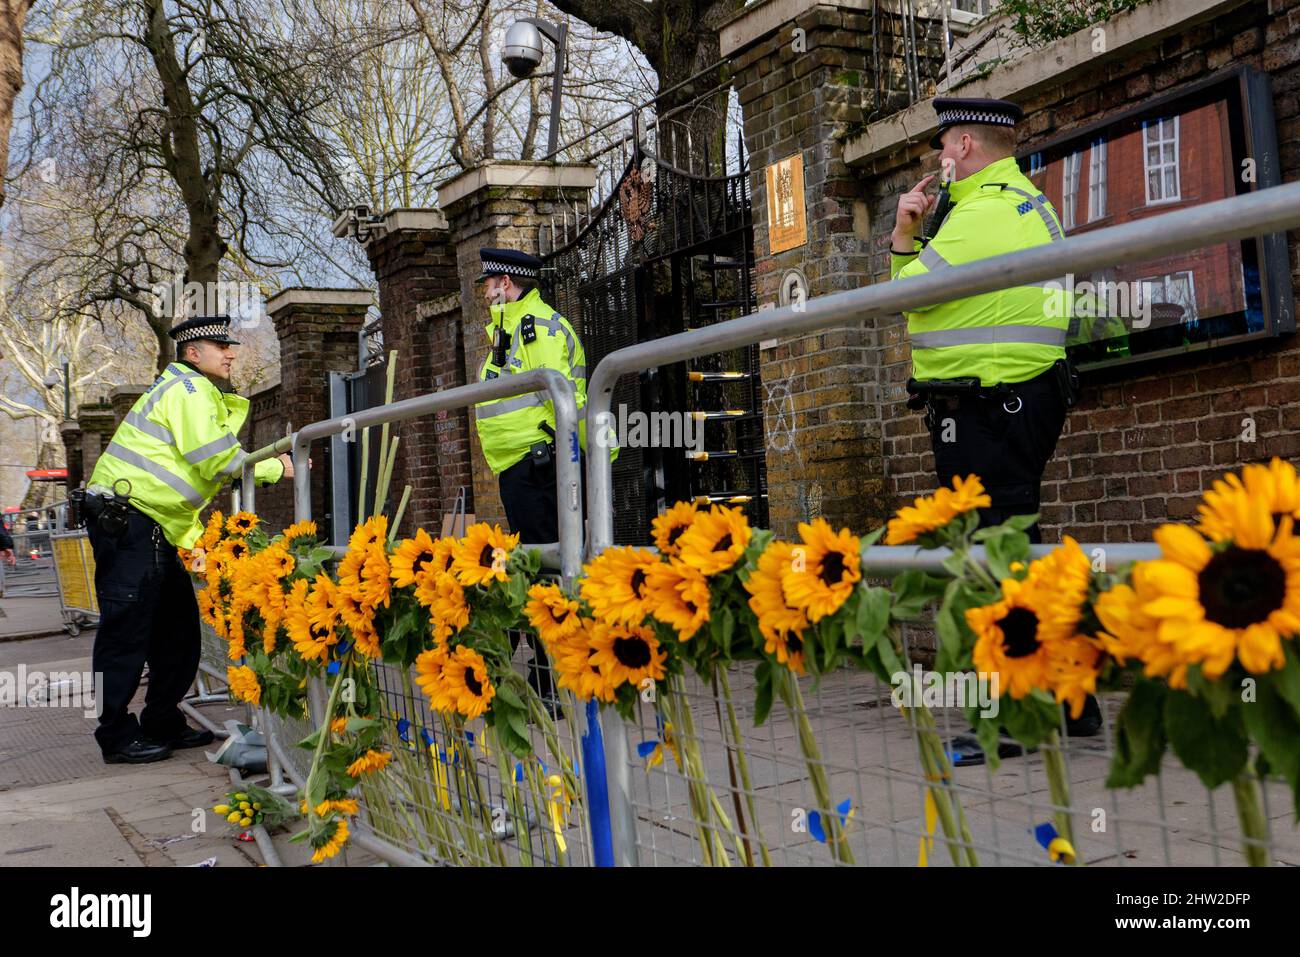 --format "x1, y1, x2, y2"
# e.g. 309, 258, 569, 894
585, 179, 1300, 864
